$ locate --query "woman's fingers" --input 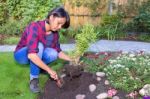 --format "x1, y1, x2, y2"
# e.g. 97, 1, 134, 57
51, 74, 58, 80
48, 69, 58, 80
